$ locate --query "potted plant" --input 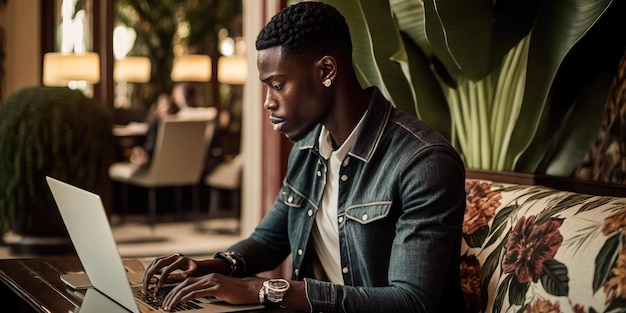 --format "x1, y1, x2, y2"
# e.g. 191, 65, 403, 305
322, 0, 624, 176
0, 86, 116, 255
